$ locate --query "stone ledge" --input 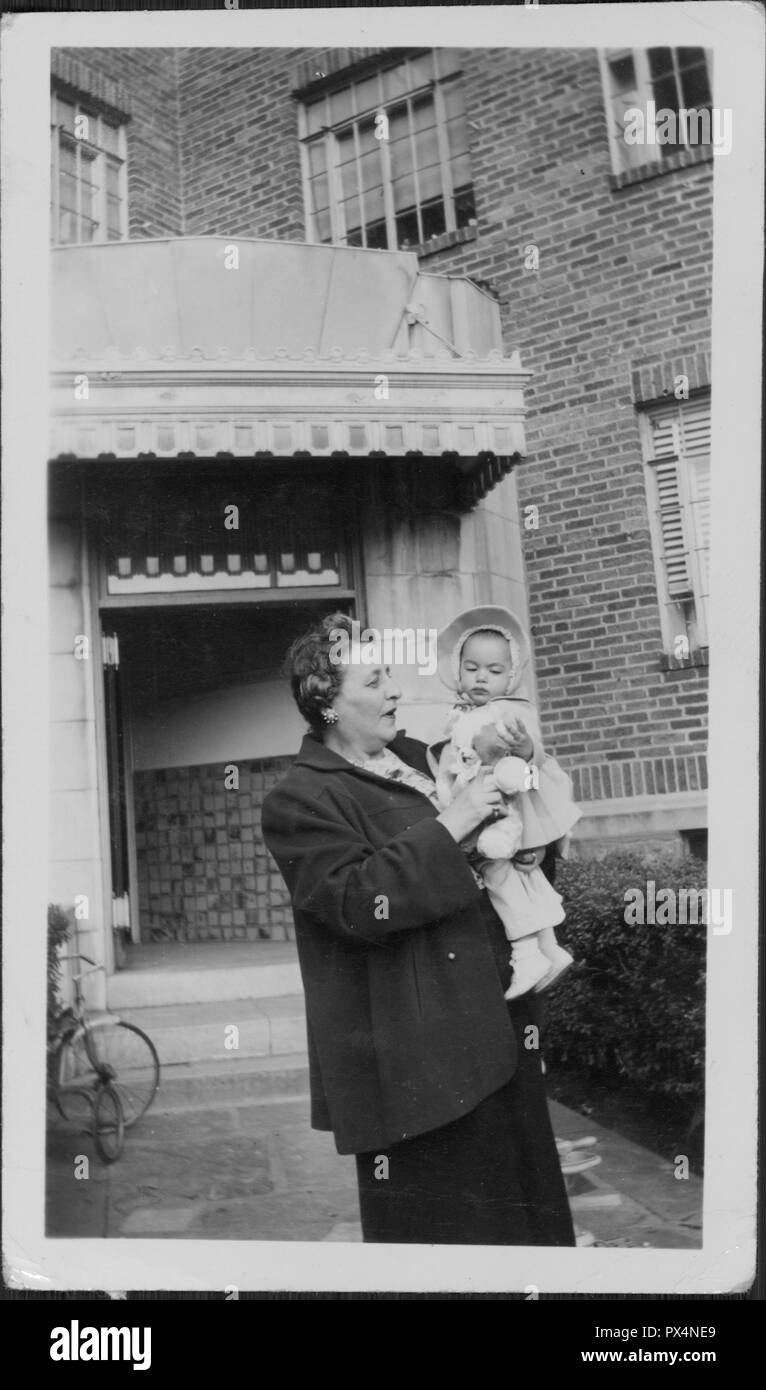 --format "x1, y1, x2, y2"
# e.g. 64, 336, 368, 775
573, 790, 707, 842
608, 144, 713, 190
